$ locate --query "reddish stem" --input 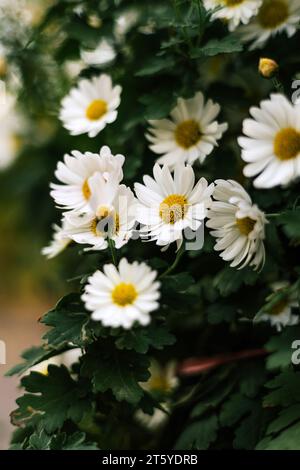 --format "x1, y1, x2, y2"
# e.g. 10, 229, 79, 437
177, 348, 267, 376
